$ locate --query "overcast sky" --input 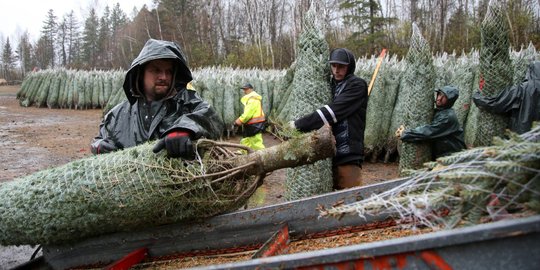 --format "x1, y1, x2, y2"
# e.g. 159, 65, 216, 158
0, 0, 154, 43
